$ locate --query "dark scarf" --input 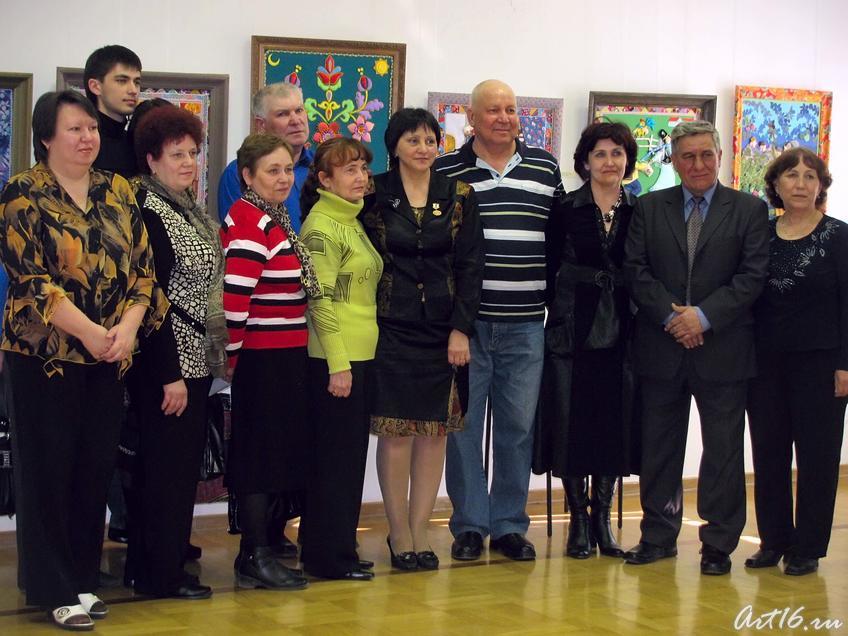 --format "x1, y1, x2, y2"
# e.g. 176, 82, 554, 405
241, 187, 320, 297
